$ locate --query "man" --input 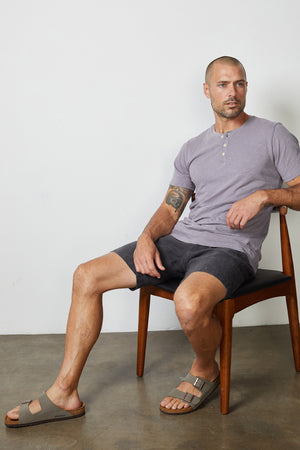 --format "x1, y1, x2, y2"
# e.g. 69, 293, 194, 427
5, 56, 300, 426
